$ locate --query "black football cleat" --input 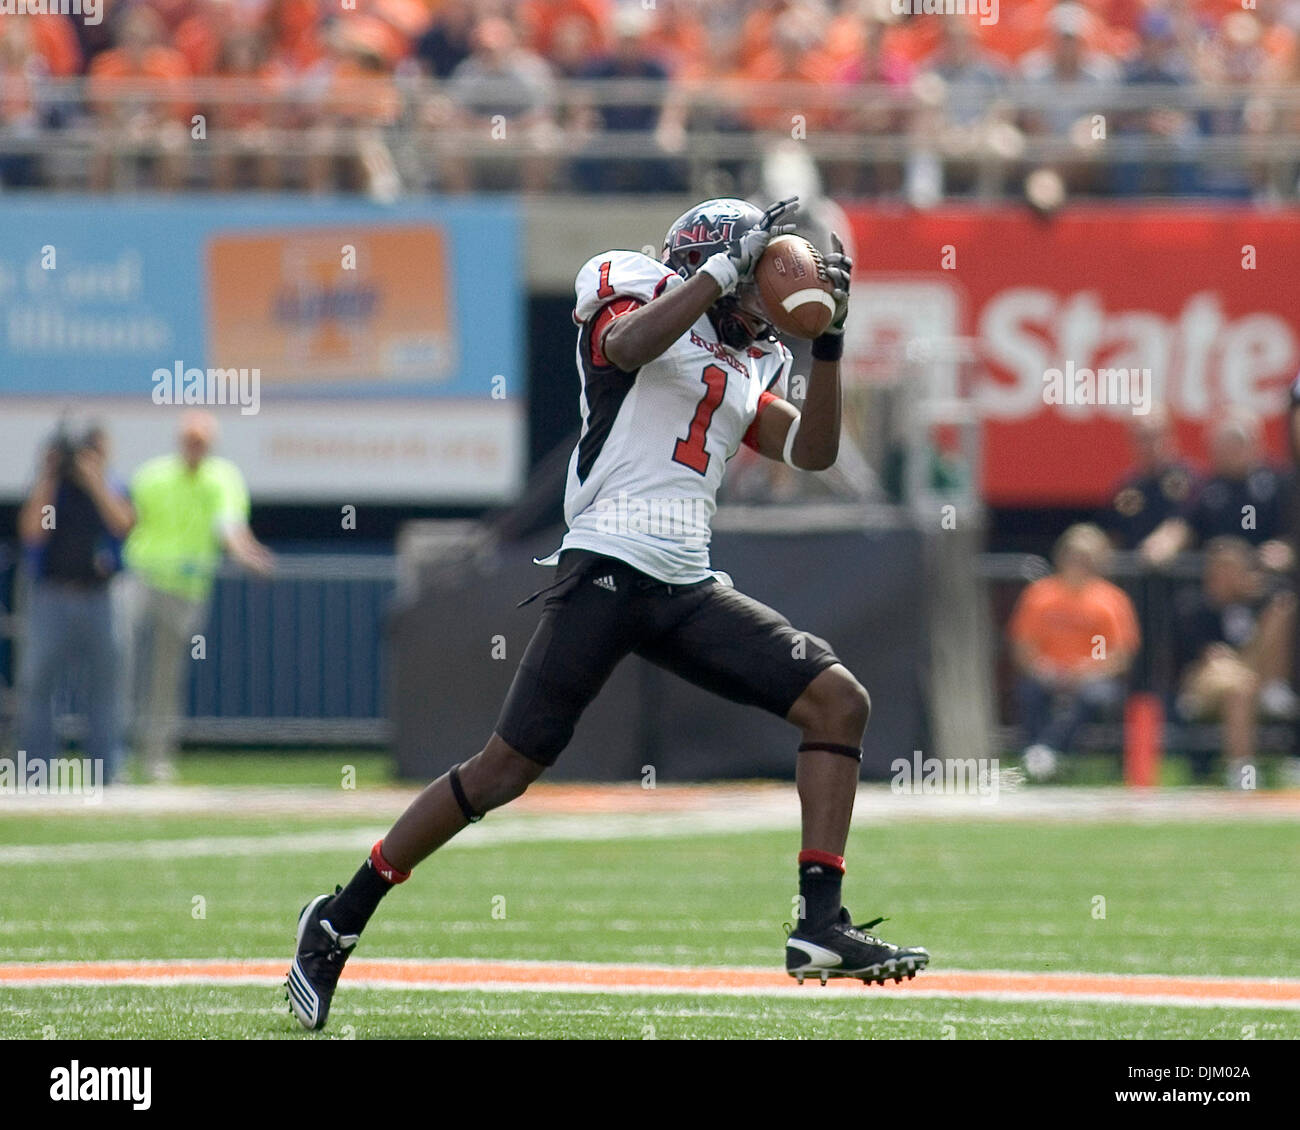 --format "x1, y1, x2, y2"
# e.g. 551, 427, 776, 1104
786, 909, 930, 986
286, 889, 358, 1031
